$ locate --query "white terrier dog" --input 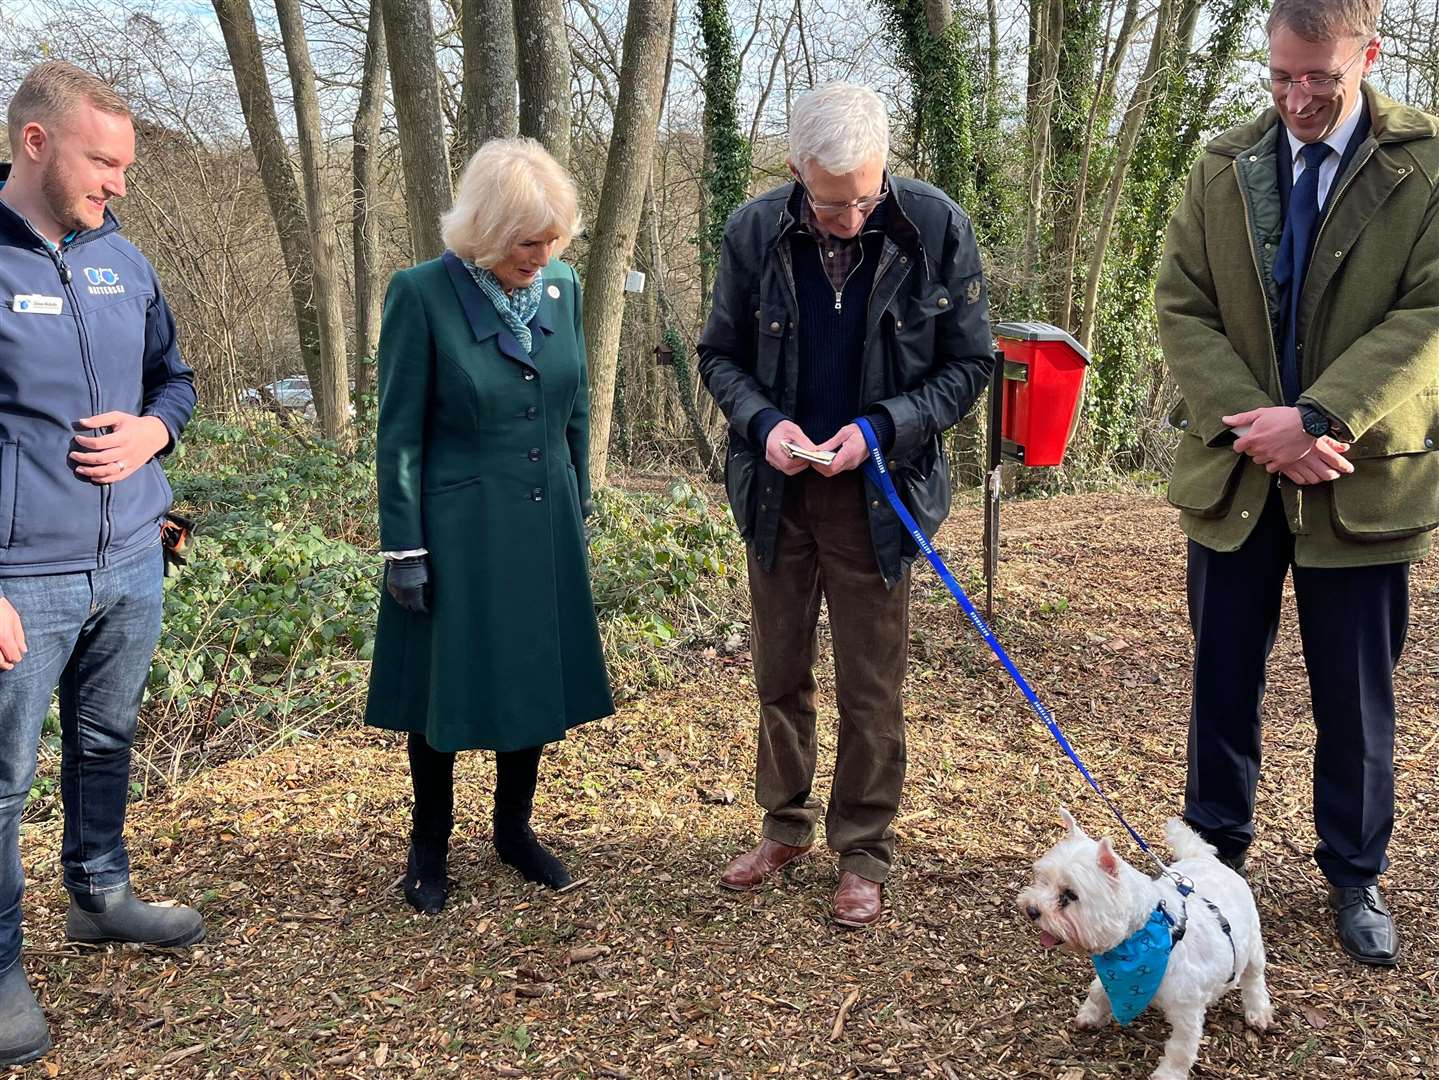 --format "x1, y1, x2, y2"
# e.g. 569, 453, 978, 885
1017, 809, 1272, 1080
